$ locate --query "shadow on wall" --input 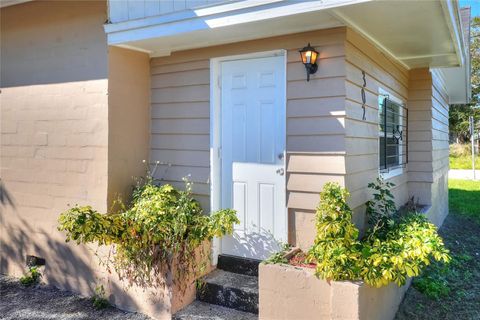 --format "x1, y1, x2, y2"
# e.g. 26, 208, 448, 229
0, 179, 15, 209
0, 198, 141, 312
